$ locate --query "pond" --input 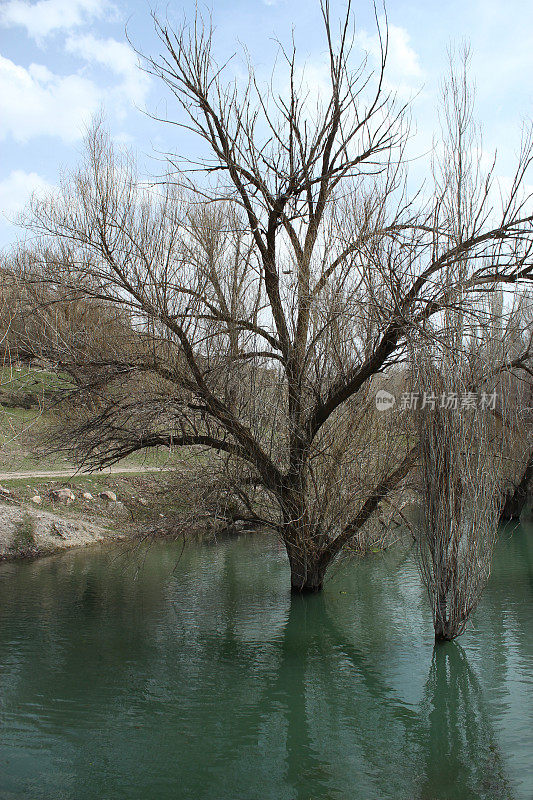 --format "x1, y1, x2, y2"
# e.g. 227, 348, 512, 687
0, 525, 531, 800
